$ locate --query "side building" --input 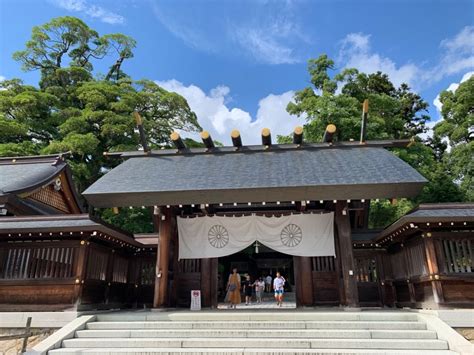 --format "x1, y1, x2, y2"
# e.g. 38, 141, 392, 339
0, 154, 154, 311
